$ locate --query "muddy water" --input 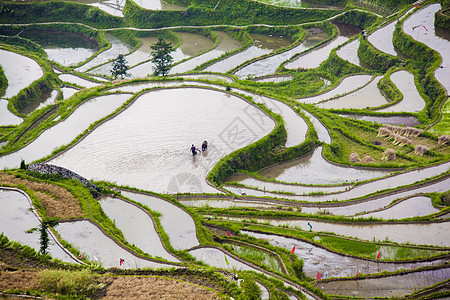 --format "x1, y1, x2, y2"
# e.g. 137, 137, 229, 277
0, 99, 22, 126
21, 89, 58, 115
225, 173, 348, 195
359, 196, 439, 219
341, 114, 420, 126
189, 246, 260, 272
91, 37, 159, 76
317, 267, 450, 298
120, 190, 199, 250
336, 39, 361, 66
297, 74, 372, 104
172, 31, 242, 74
229, 162, 449, 202
377, 70, 425, 113
235, 32, 327, 78
178, 74, 234, 83
76, 33, 132, 73
20, 30, 98, 66
241, 218, 450, 246
259, 146, 391, 185
59, 73, 100, 88
300, 109, 331, 143
403, 4, 450, 92
57, 220, 175, 268
129, 32, 214, 77
284, 36, 348, 70
0, 188, 78, 263
48, 88, 274, 194
243, 231, 448, 278
317, 76, 388, 109
0, 49, 44, 99
99, 196, 180, 261
0, 93, 131, 169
